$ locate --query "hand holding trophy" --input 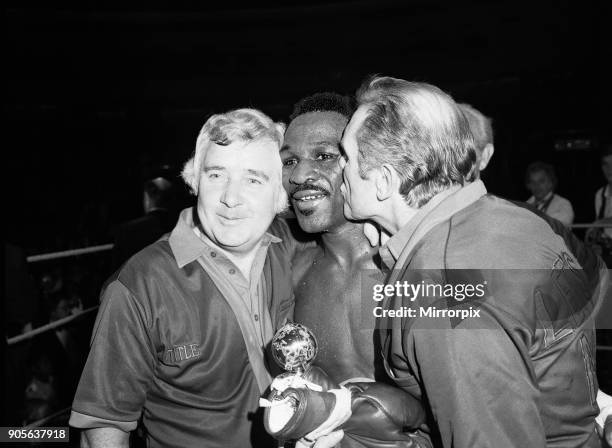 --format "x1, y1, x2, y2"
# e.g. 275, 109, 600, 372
260, 322, 352, 445
260, 322, 428, 448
